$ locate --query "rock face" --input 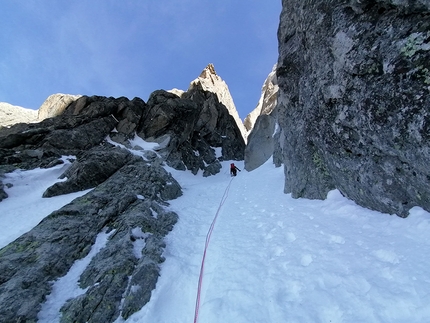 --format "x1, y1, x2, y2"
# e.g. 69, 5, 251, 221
0, 68, 245, 321
277, 0, 430, 217
0, 94, 81, 129
244, 114, 278, 171
0, 102, 38, 127
243, 64, 279, 133
244, 65, 280, 171
137, 88, 245, 176
189, 64, 247, 139
37, 93, 82, 121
